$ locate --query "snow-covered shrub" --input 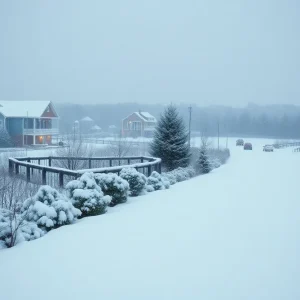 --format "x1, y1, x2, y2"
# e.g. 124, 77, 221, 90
66, 172, 111, 217
0, 209, 44, 249
209, 158, 221, 169
185, 166, 196, 178
147, 171, 170, 191
145, 185, 155, 193
119, 168, 147, 196
94, 173, 129, 207
162, 172, 177, 185
23, 185, 81, 231
162, 166, 196, 185
207, 148, 230, 165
